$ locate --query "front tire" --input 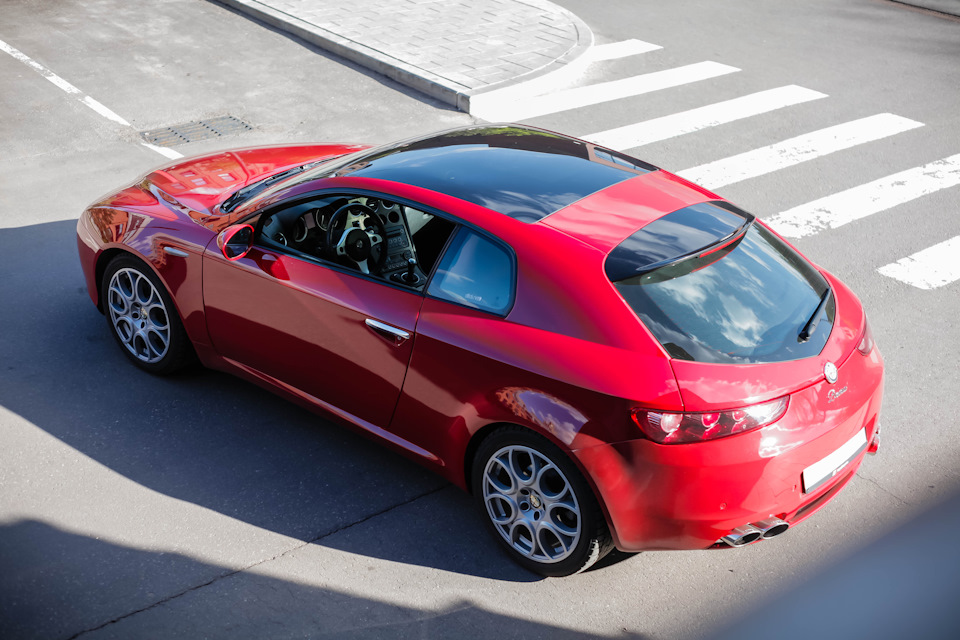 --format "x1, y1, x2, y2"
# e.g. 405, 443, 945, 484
472, 426, 612, 577
101, 255, 193, 375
